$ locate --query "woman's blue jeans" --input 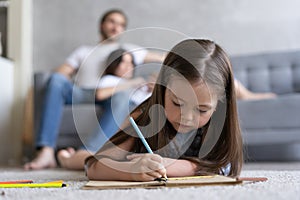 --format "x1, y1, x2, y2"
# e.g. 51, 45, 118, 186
36, 73, 133, 152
